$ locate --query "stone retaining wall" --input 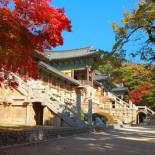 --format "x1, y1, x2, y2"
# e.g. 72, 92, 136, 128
0, 127, 90, 147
